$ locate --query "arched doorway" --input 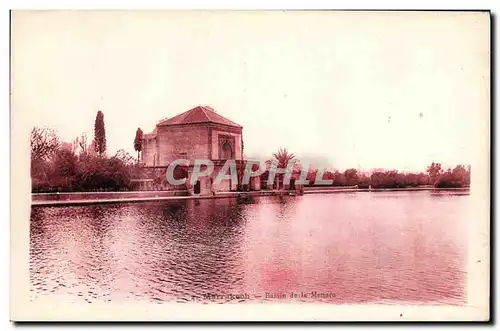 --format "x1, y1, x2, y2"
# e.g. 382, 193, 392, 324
221, 141, 233, 159
194, 180, 201, 194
